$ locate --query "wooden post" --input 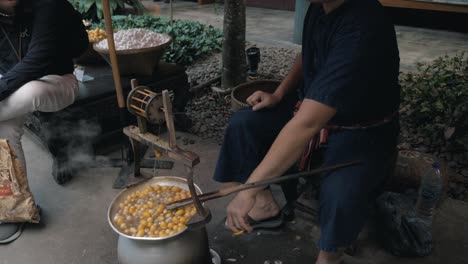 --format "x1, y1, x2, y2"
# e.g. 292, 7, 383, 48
162, 90, 177, 149
170, 0, 174, 25
102, 0, 126, 110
